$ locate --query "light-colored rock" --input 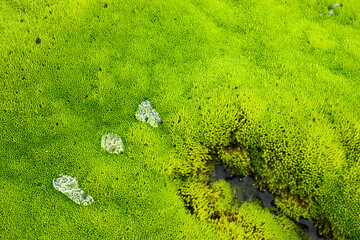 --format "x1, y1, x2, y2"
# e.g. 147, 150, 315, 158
53, 174, 93, 205
135, 100, 162, 127
328, 3, 343, 16
101, 132, 124, 154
